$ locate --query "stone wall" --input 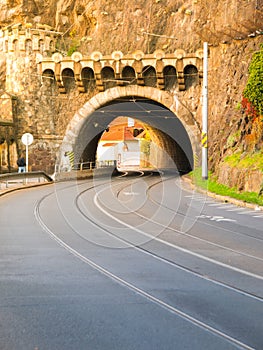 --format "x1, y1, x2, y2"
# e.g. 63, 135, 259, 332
0, 22, 205, 173
0, 1, 262, 187
217, 164, 263, 194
